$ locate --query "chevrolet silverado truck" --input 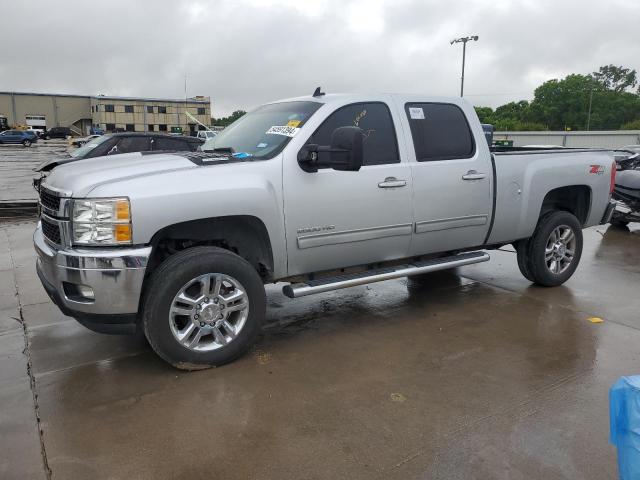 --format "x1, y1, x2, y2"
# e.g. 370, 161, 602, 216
34, 92, 617, 370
